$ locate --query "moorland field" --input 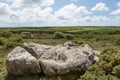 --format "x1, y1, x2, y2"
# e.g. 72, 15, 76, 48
0, 27, 120, 80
